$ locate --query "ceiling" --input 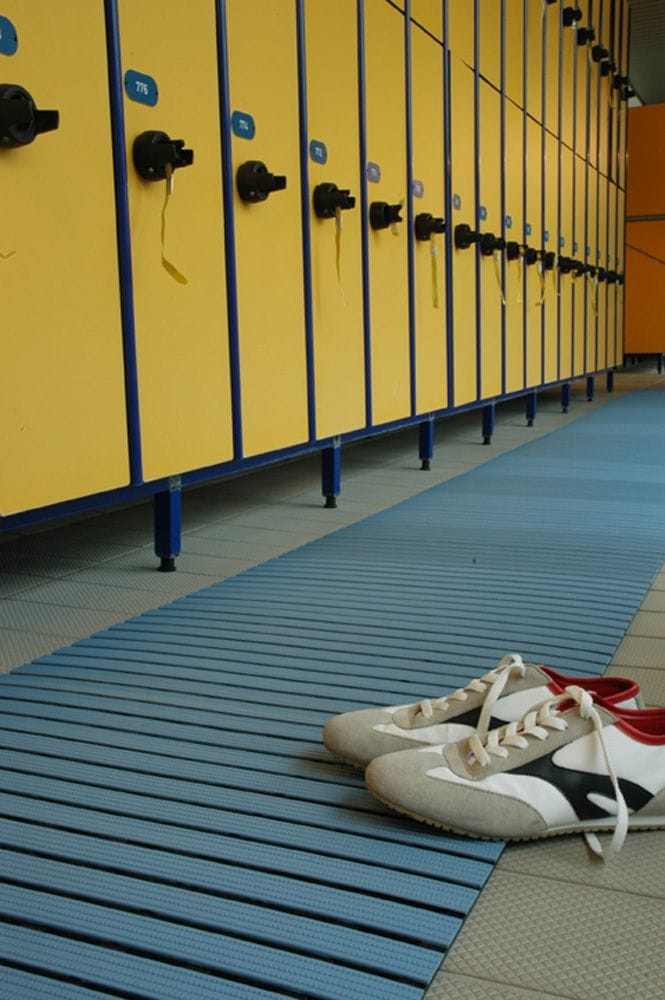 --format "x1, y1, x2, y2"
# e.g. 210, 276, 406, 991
628, 0, 665, 104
